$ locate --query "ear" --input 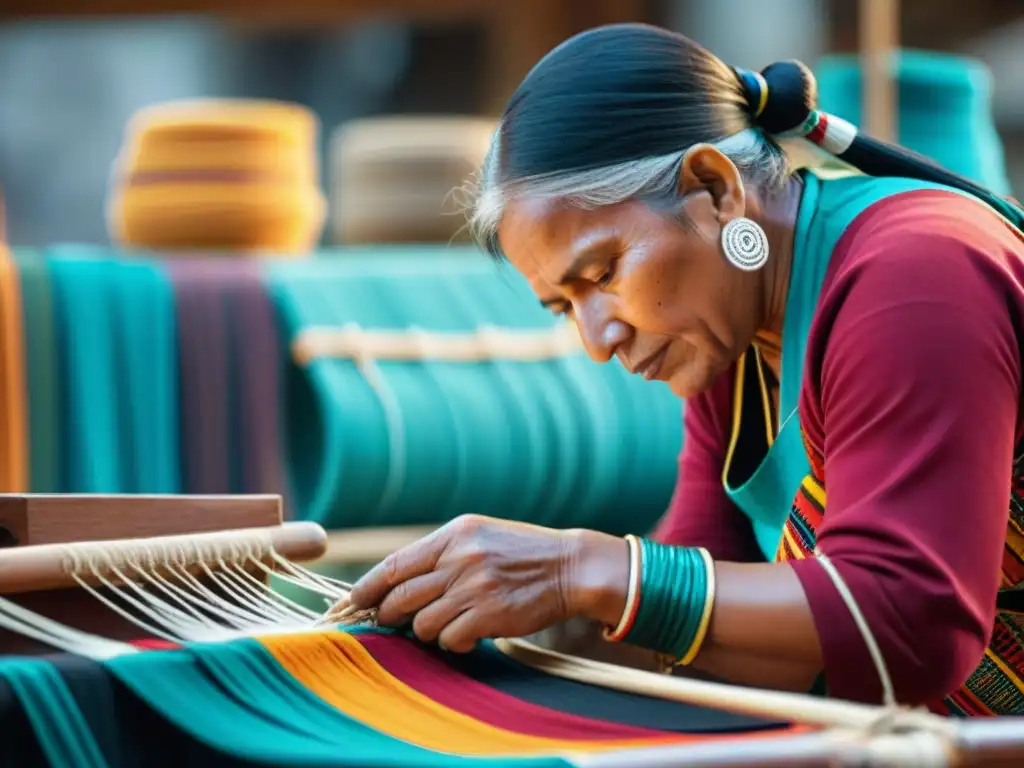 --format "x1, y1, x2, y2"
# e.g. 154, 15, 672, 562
677, 144, 746, 224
